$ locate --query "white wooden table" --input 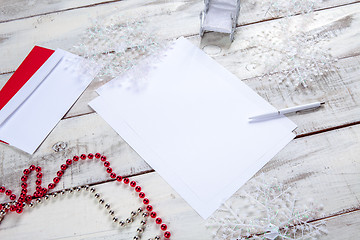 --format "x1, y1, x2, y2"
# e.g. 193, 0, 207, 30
0, 0, 359, 239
